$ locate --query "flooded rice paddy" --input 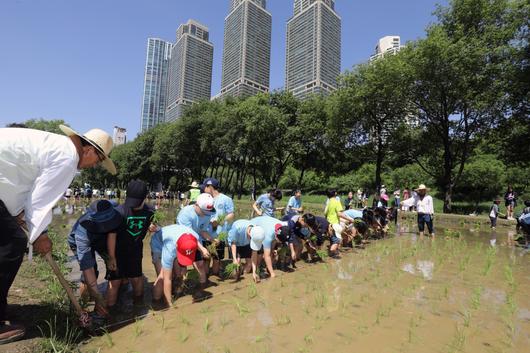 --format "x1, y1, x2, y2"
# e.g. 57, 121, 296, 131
80, 217, 529, 353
